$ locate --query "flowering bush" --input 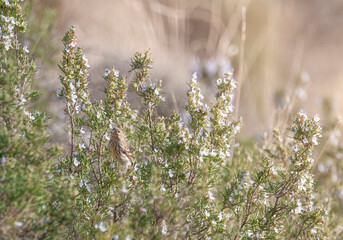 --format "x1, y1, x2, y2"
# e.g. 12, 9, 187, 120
0, 1, 73, 238
52, 26, 329, 239
0, 1, 340, 239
